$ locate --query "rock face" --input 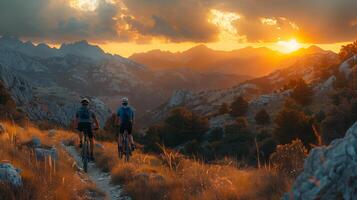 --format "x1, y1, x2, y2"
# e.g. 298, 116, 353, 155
283, 122, 357, 200
339, 54, 357, 77
0, 163, 22, 187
